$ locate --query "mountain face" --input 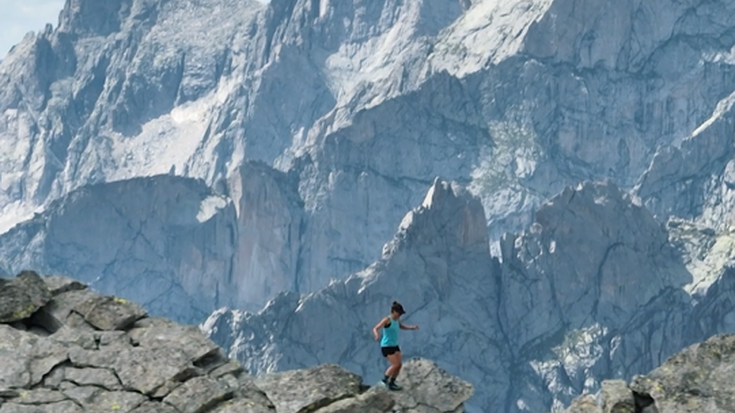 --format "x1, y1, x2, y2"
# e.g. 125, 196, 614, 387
202, 178, 735, 413
3, 0, 735, 311
2, 0, 735, 412
0, 175, 238, 323
0, 270, 475, 413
